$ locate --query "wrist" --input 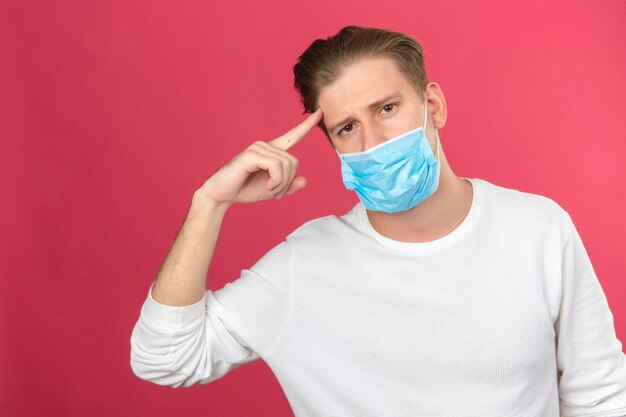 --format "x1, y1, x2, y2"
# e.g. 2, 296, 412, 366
192, 188, 232, 214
